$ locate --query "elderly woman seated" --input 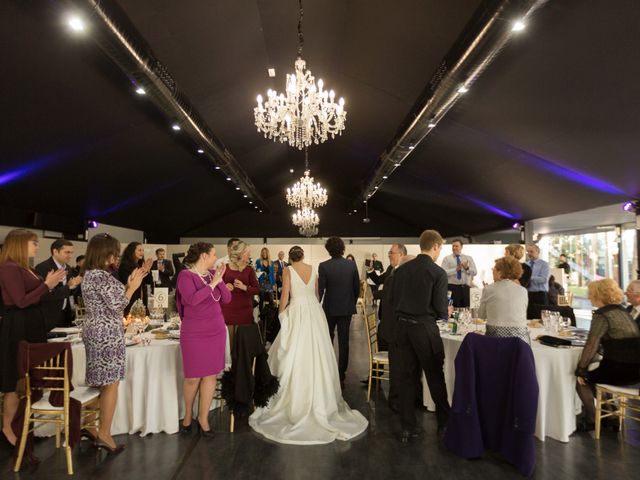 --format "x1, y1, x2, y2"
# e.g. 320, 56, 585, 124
575, 278, 640, 431
478, 256, 530, 344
